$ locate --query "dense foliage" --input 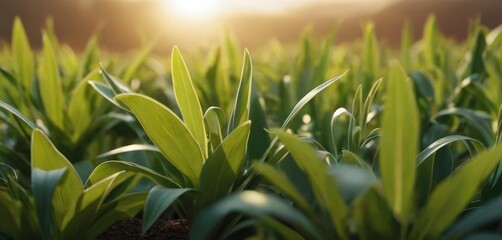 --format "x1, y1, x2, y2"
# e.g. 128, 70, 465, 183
1, 16, 502, 239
